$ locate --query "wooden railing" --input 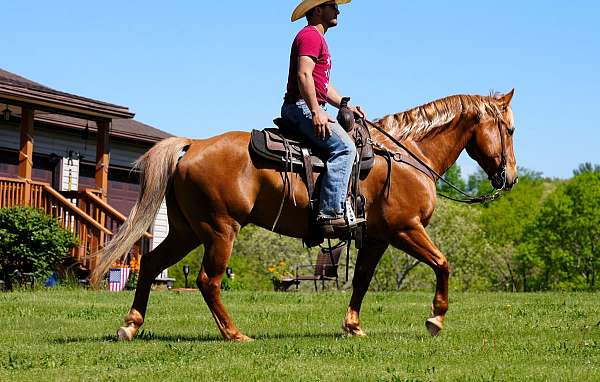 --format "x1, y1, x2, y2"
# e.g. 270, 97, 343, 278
62, 189, 152, 271
0, 177, 152, 271
0, 177, 26, 206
